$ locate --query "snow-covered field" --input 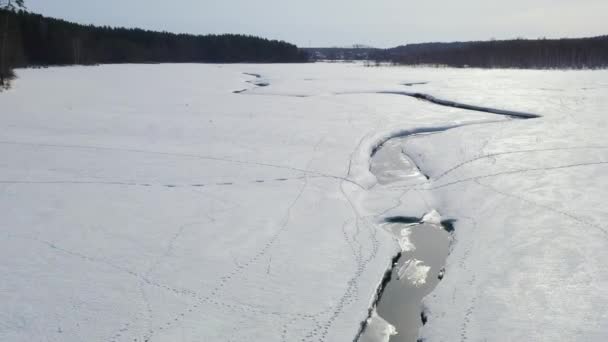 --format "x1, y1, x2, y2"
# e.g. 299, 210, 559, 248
1, 63, 608, 342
